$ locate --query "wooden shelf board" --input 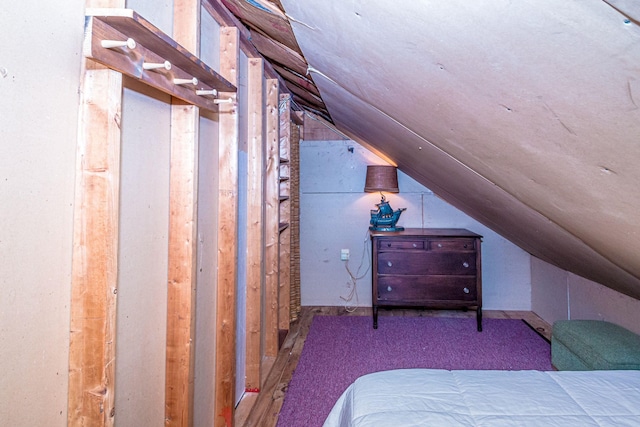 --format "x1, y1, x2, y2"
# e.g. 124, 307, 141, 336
84, 9, 237, 112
